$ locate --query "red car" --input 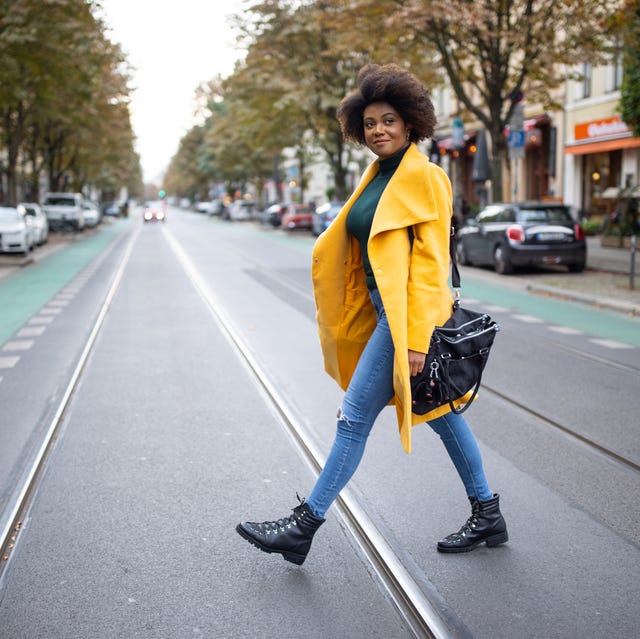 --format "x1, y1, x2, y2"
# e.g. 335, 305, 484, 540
280, 204, 314, 231
143, 204, 166, 223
